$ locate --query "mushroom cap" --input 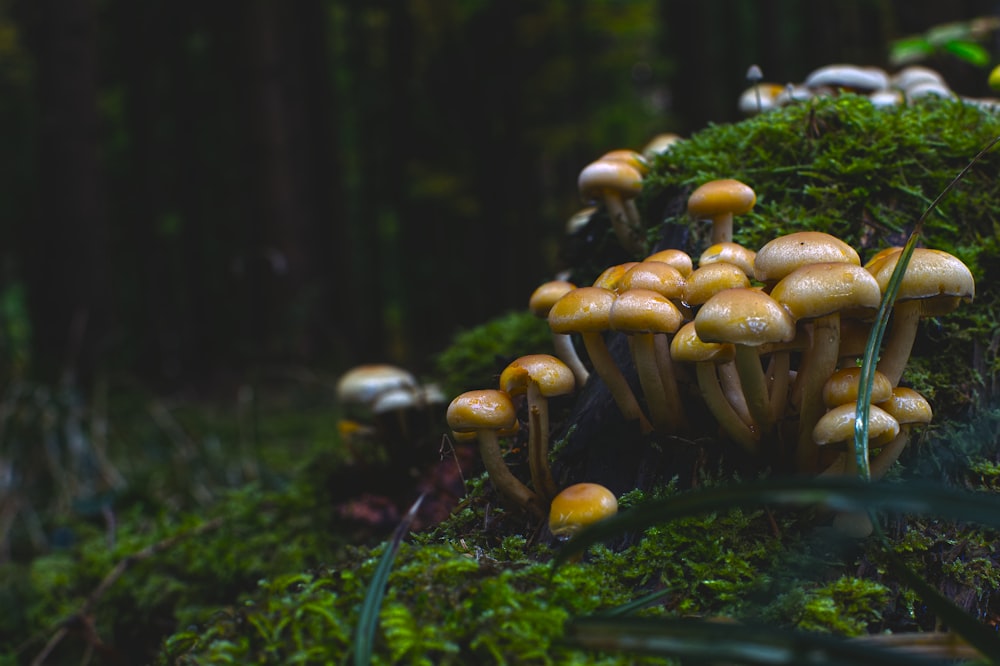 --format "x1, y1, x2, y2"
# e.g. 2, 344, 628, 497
642, 133, 683, 158
769, 262, 882, 321
866, 248, 975, 311
578, 160, 643, 202
876, 387, 933, 426
336, 364, 419, 406
813, 403, 900, 447
566, 207, 598, 235
644, 248, 694, 277
593, 262, 639, 291
891, 65, 945, 92
905, 80, 954, 102
446, 389, 518, 433
805, 64, 889, 92
699, 241, 757, 278
619, 262, 687, 299
600, 149, 650, 175
687, 179, 756, 219
670, 321, 735, 363
529, 280, 577, 318
682, 262, 751, 307
694, 288, 796, 347
549, 286, 616, 334
500, 354, 576, 398
737, 82, 785, 115
548, 482, 619, 539
822, 367, 893, 408
609, 289, 684, 334
754, 231, 860, 284
371, 386, 422, 415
